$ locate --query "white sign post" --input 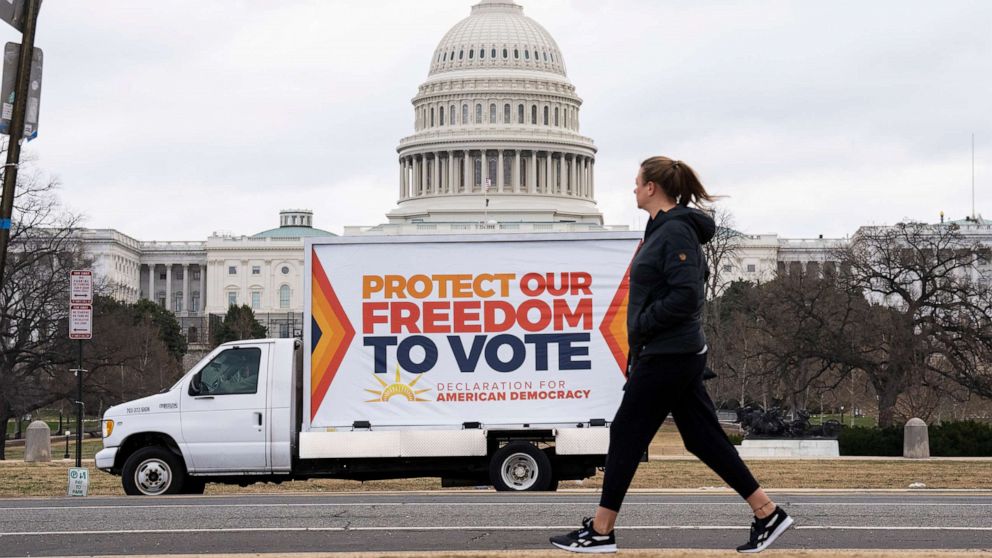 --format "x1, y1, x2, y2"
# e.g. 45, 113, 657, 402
68, 269, 91, 479
69, 270, 92, 340
67, 467, 89, 497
